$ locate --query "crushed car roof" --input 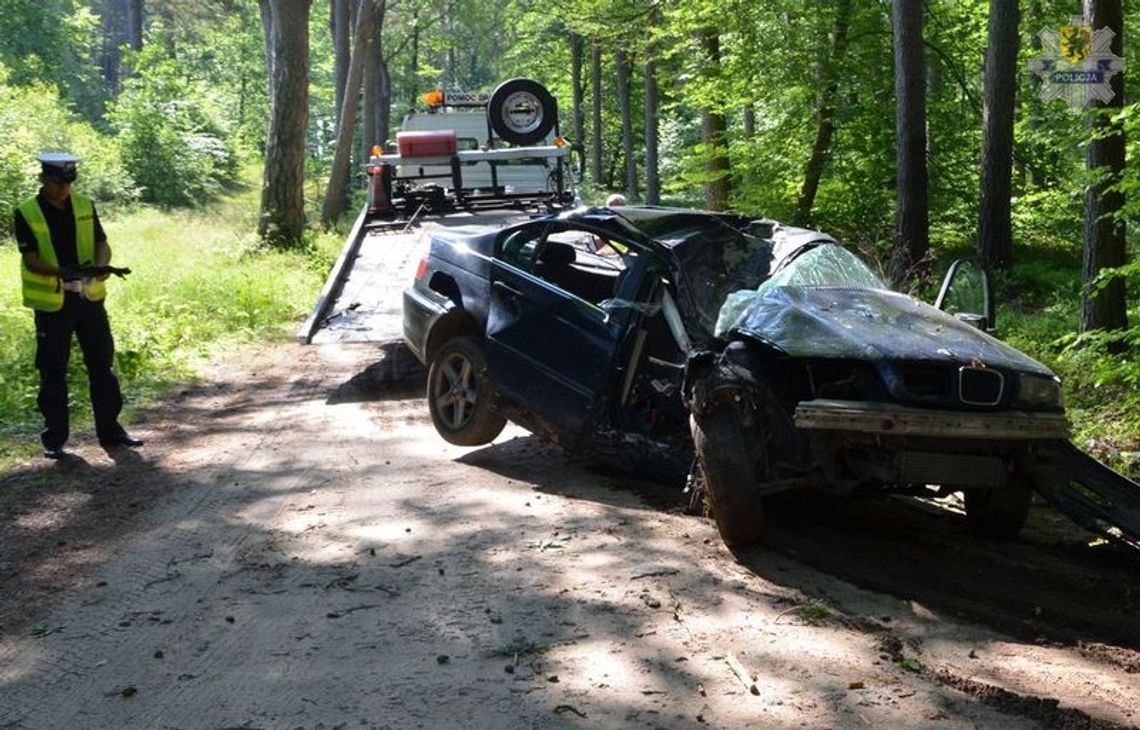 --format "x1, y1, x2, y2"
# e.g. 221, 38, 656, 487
561, 205, 757, 249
